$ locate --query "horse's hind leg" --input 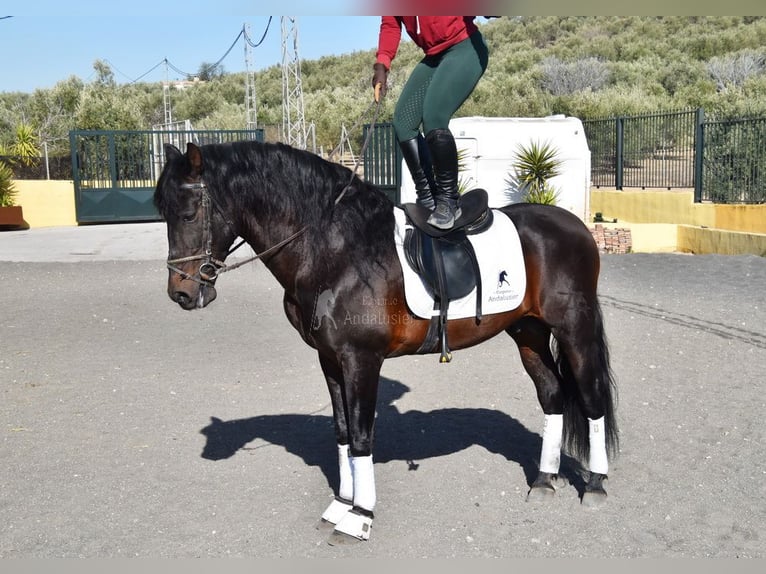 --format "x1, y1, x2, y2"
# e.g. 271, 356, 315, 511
551, 299, 618, 507
508, 318, 566, 501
